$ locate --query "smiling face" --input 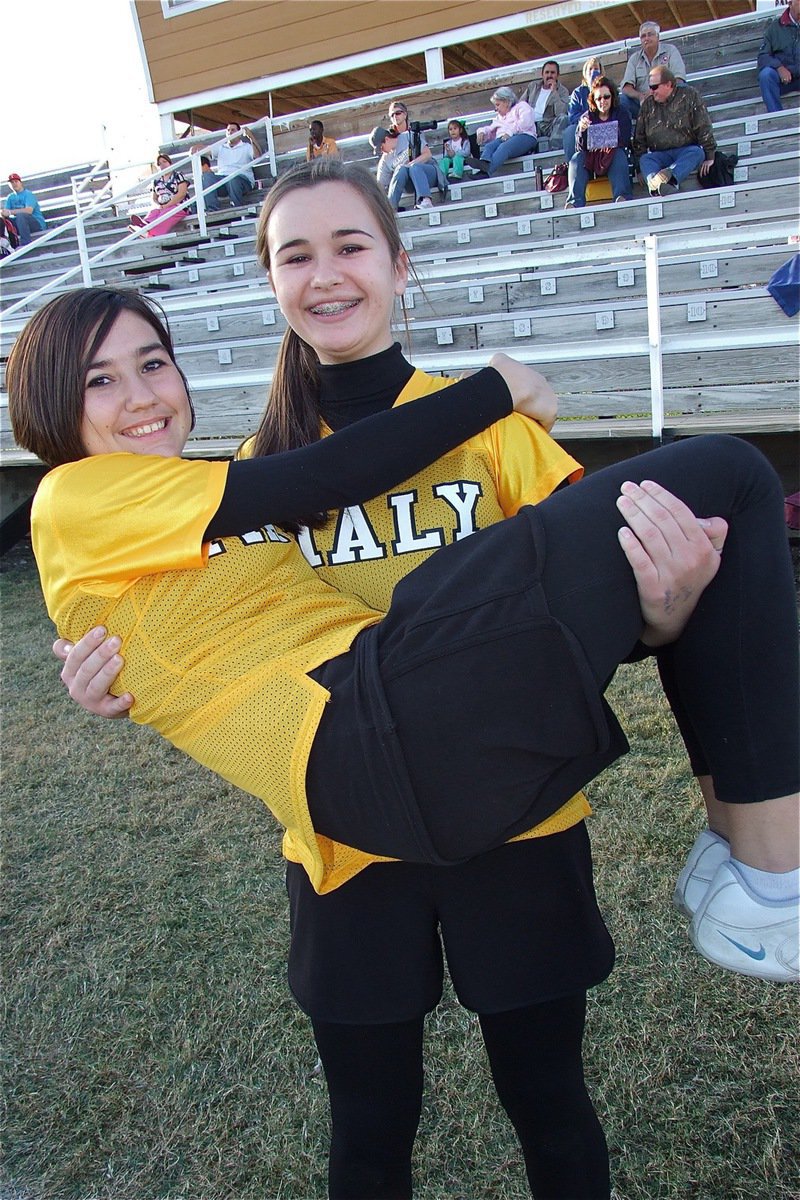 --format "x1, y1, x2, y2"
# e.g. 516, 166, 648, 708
266, 181, 408, 365
591, 85, 614, 116
80, 310, 193, 457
